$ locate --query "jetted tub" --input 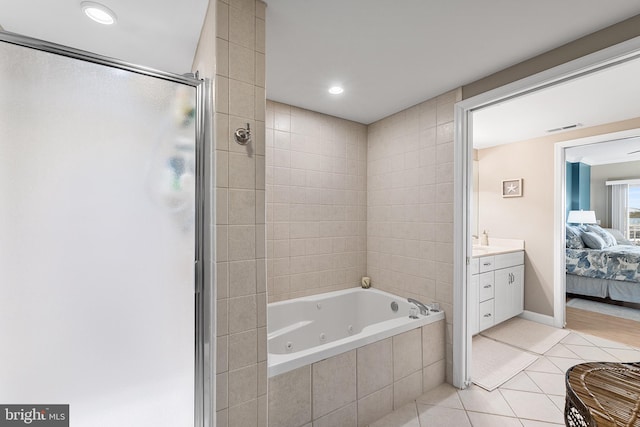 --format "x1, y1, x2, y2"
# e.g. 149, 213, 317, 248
267, 287, 444, 377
